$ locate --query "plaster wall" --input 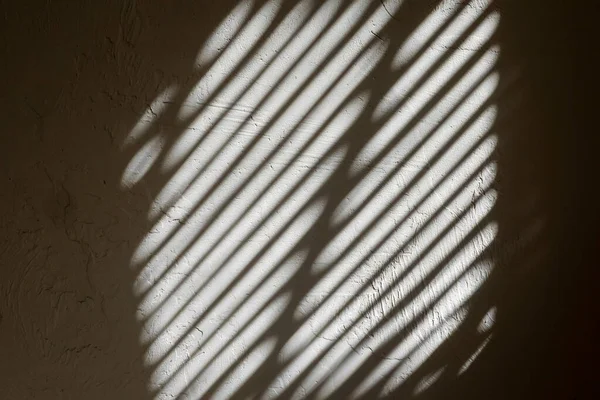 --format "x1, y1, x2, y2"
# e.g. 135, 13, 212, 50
0, 1, 594, 399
